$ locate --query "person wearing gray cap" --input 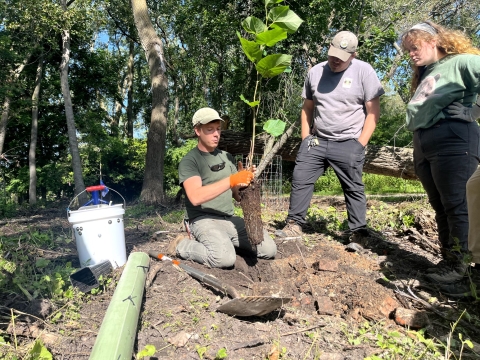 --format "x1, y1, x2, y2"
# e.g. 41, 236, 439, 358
401, 21, 480, 286
168, 107, 277, 268
277, 31, 384, 239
